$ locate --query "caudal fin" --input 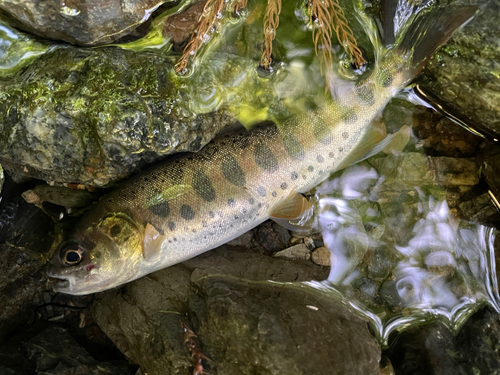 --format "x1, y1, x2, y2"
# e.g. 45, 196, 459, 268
396, 4, 476, 78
